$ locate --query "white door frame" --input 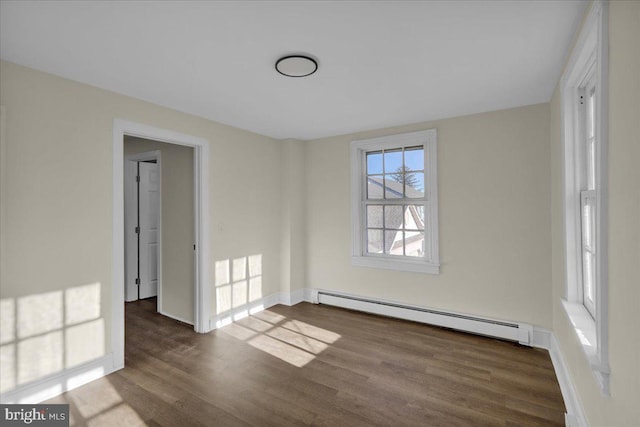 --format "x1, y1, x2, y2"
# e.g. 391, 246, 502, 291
113, 119, 211, 370
124, 150, 161, 305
